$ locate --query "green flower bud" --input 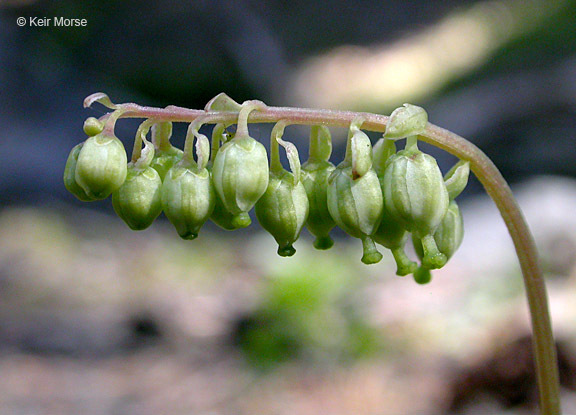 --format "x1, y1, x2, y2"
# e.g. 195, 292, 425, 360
112, 137, 162, 230
63, 142, 97, 201
161, 132, 215, 240
112, 166, 162, 230
383, 137, 449, 269
212, 101, 269, 225
301, 126, 336, 250
327, 166, 383, 264
256, 173, 309, 256
256, 123, 309, 256
208, 124, 251, 230
372, 138, 417, 276
162, 164, 215, 239
412, 200, 464, 284
327, 119, 383, 264
83, 117, 104, 137
75, 133, 128, 200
